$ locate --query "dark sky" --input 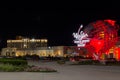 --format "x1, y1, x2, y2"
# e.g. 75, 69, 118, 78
0, 7, 120, 49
